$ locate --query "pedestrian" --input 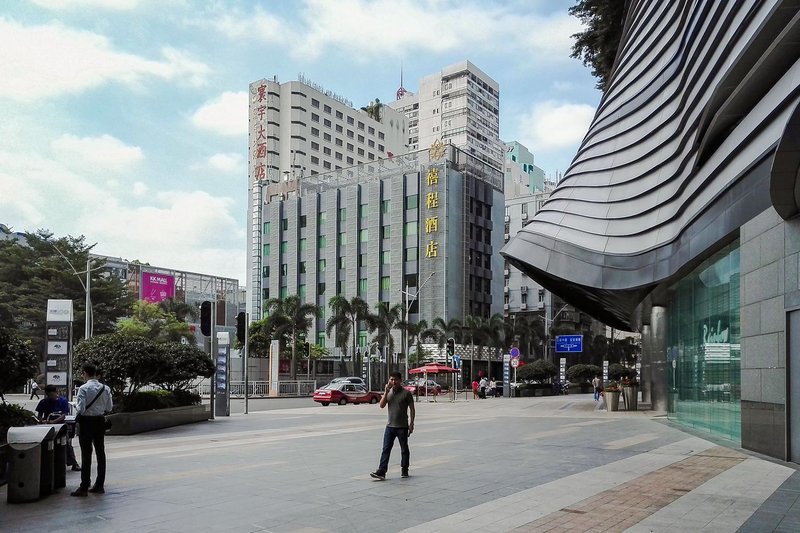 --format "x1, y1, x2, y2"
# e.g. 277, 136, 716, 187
490, 377, 498, 398
592, 375, 602, 401
479, 376, 488, 399
36, 385, 80, 471
370, 371, 415, 480
29, 378, 40, 400
71, 363, 113, 497
471, 379, 479, 400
